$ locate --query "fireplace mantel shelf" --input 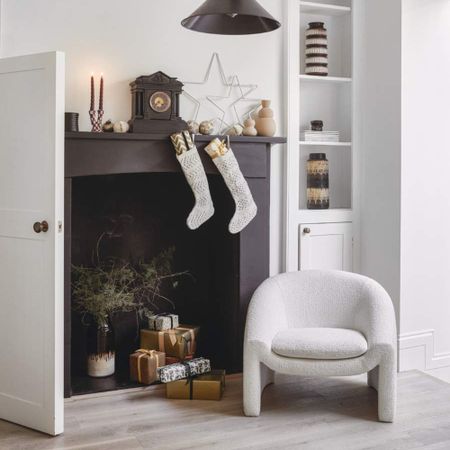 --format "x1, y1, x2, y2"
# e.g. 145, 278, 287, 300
65, 132, 286, 179
66, 131, 286, 144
